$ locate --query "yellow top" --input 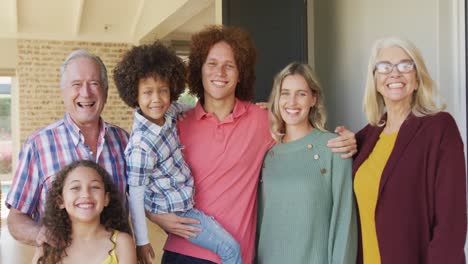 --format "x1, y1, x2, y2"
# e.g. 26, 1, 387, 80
354, 132, 397, 264
101, 230, 119, 264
